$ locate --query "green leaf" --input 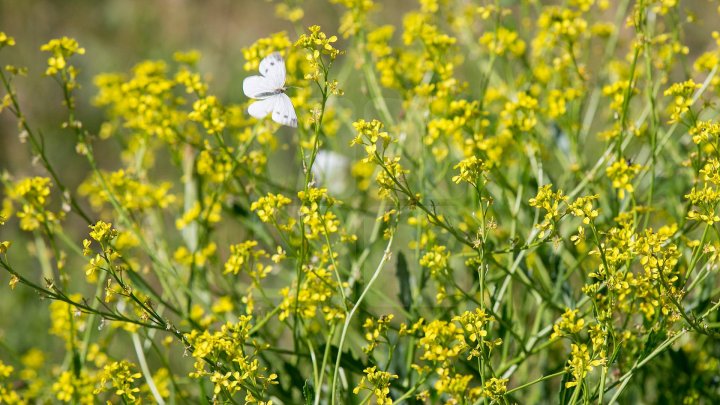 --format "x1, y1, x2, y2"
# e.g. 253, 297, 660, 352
303, 379, 315, 405
558, 372, 572, 404
396, 250, 412, 312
